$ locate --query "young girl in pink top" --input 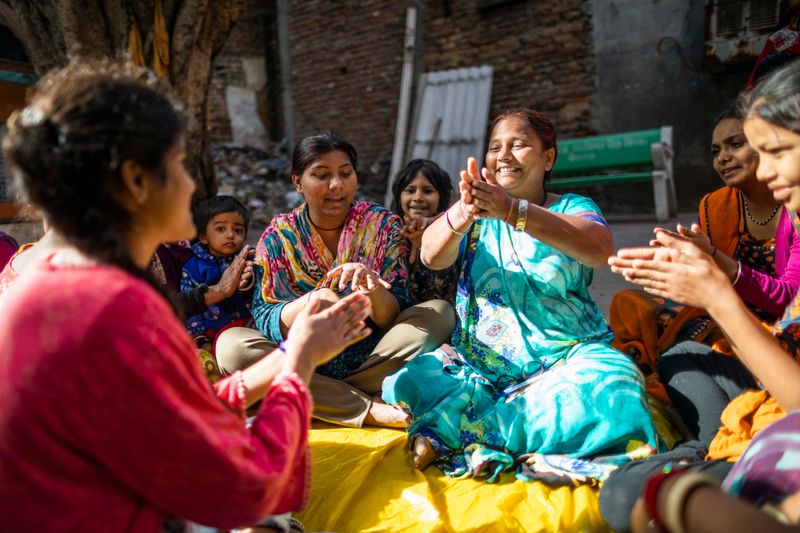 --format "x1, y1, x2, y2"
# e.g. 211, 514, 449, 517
0, 61, 372, 532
